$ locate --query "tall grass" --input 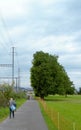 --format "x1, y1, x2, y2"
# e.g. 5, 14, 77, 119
39, 101, 57, 130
